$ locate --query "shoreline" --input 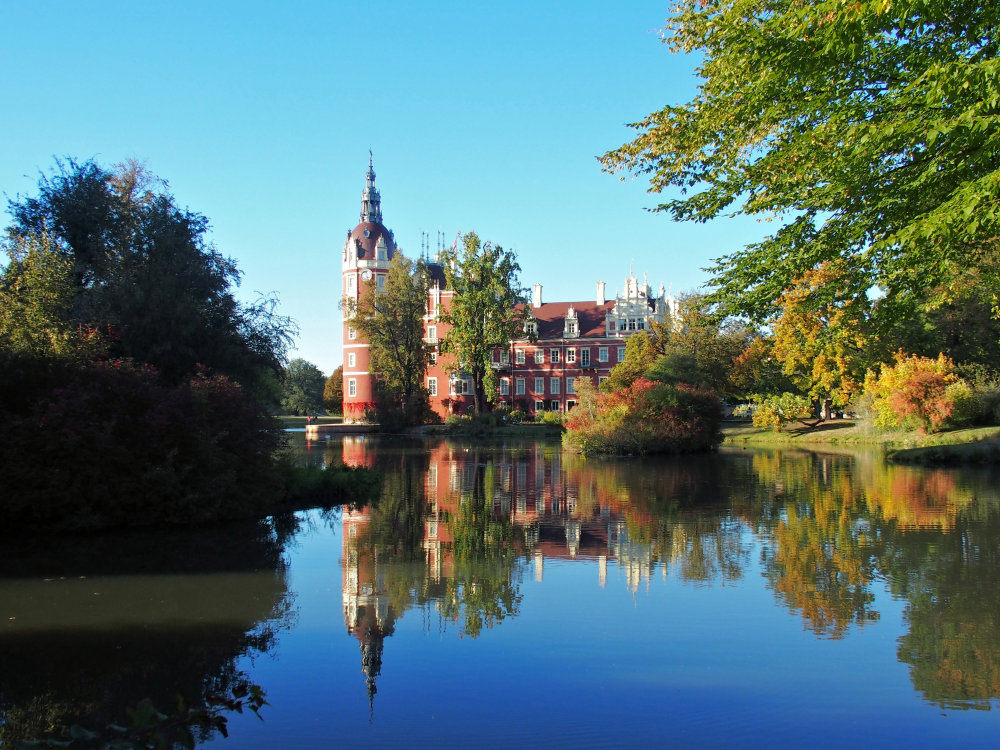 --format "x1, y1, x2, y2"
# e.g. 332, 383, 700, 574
721, 420, 1000, 464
